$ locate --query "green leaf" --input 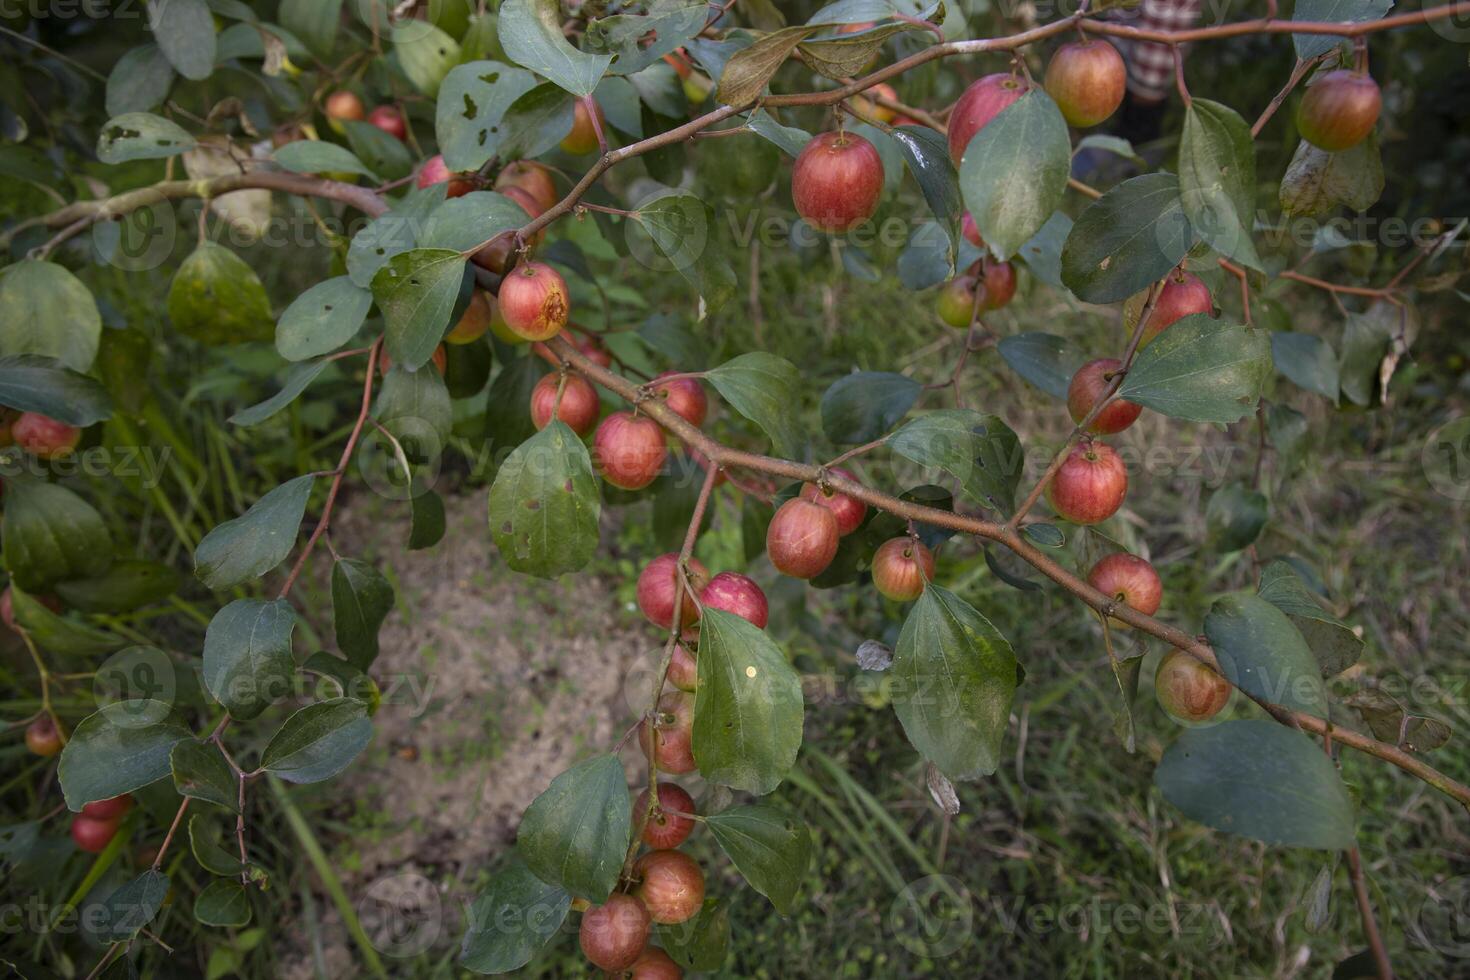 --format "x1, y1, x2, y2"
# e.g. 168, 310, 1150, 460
1293, 0, 1392, 60
273, 140, 379, 181
445, 336, 493, 399
657, 899, 731, 972
201, 598, 296, 720
1155, 720, 1355, 848
171, 740, 240, 813
958, 90, 1071, 260
889, 123, 961, 257
393, 21, 461, 97
499, 0, 613, 96
58, 702, 191, 810
420, 192, 533, 254
1116, 315, 1271, 423
10, 586, 124, 658
97, 870, 170, 942
279, 0, 342, 59
1017, 209, 1073, 291
229, 361, 330, 426
631, 190, 737, 315
167, 242, 274, 345
1337, 302, 1396, 407
996, 332, 1078, 400
106, 44, 175, 117
274, 277, 373, 362
2, 479, 113, 591
744, 108, 811, 157
1205, 482, 1268, 552
194, 880, 252, 927
343, 120, 413, 182
149, 0, 216, 79
434, 60, 539, 172
1206, 593, 1328, 717
189, 814, 246, 875
0, 354, 112, 425
495, 82, 578, 160
410, 487, 447, 550
97, 111, 196, 163
705, 352, 803, 457
0, 260, 103, 372
716, 25, 814, 106
332, 559, 395, 669
194, 474, 313, 589
261, 698, 373, 783
693, 609, 804, 795
302, 651, 381, 711
1060, 173, 1195, 304
488, 422, 600, 577
1258, 561, 1363, 678
54, 560, 180, 614
892, 585, 1018, 780
889, 409, 1023, 513
1271, 331, 1339, 402
347, 185, 445, 288
517, 754, 630, 902
372, 248, 467, 372
705, 804, 812, 914
460, 857, 571, 974
585, 0, 707, 75
820, 371, 920, 444
1179, 99, 1261, 271
377, 364, 454, 450
1279, 135, 1384, 217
